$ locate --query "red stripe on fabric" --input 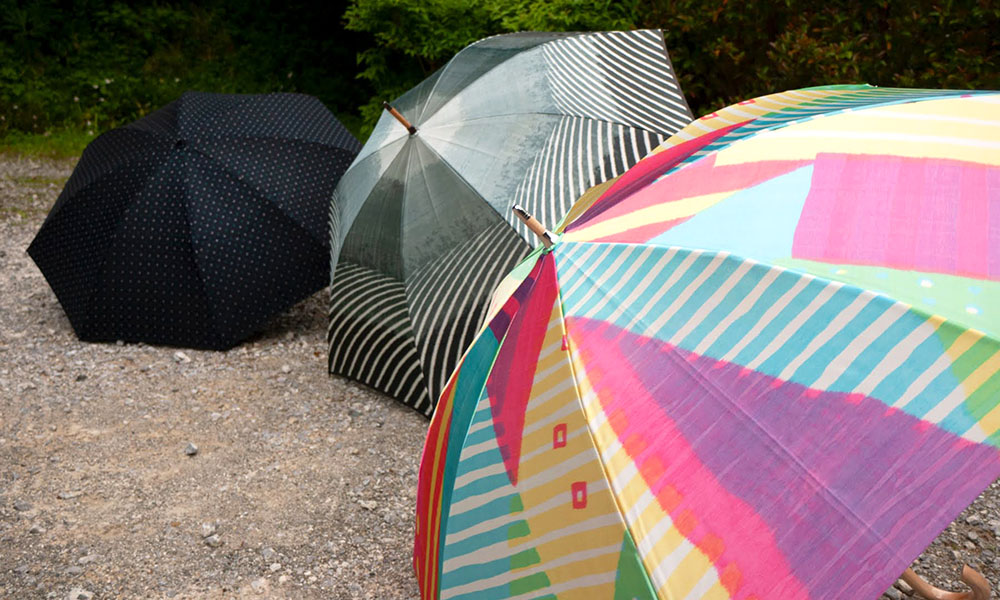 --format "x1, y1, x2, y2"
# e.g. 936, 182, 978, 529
485, 253, 559, 486
414, 376, 456, 600
567, 121, 750, 231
